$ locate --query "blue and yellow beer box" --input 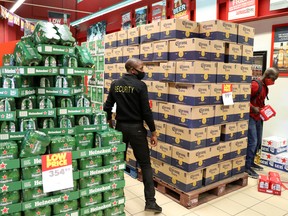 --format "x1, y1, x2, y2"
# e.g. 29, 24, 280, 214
241, 45, 253, 64
140, 42, 153, 62
151, 81, 169, 102
159, 61, 176, 82
237, 24, 255, 46
231, 156, 246, 175
230, 138, 248, 158
211, 40, 225, 62
158, 102, 175, 124
150, 100, 159, 121
168, 83, 210, 106
220, 122, 237, 142
219, 160, 232, 180
155, 120, 166, 142
199, 20, 237, 43
232, 83, 240, 102
165, 124, 207, 150
234, 102, 250, 121
238, 64, 252, 83
206, 125, 221, 147
203, 164, 220, 186
157, 142, 172, 164
225, 43, 242, 64
175, 61, 216, 83
174, 104, 214, 128
104, 32, 117, 48
160, 18, 199, 40
128, 27, 140, 46
143, 63, 160, 81
122, 46, 139, 63
116, 63, 126, 79
104, 48, 114, 64
207, 142, 231, 166
214, 104, 235, 125
210, 84, 222, 105
171, 146, 209, 172
140, 22, 160, 44
117, 29, 128, 47
237, 120, 248, 139
153, 40, 169, 61
169, 38, 211, 61
104, 64, 116, 80
239, 83, 251, 102
216, 63, 237, 83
